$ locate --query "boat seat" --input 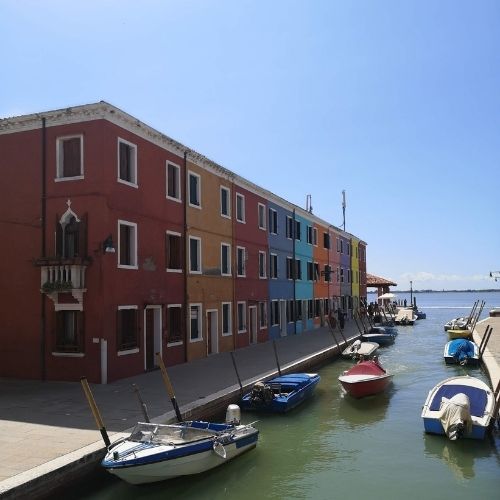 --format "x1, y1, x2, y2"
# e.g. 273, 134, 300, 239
430, 385, 488, 417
